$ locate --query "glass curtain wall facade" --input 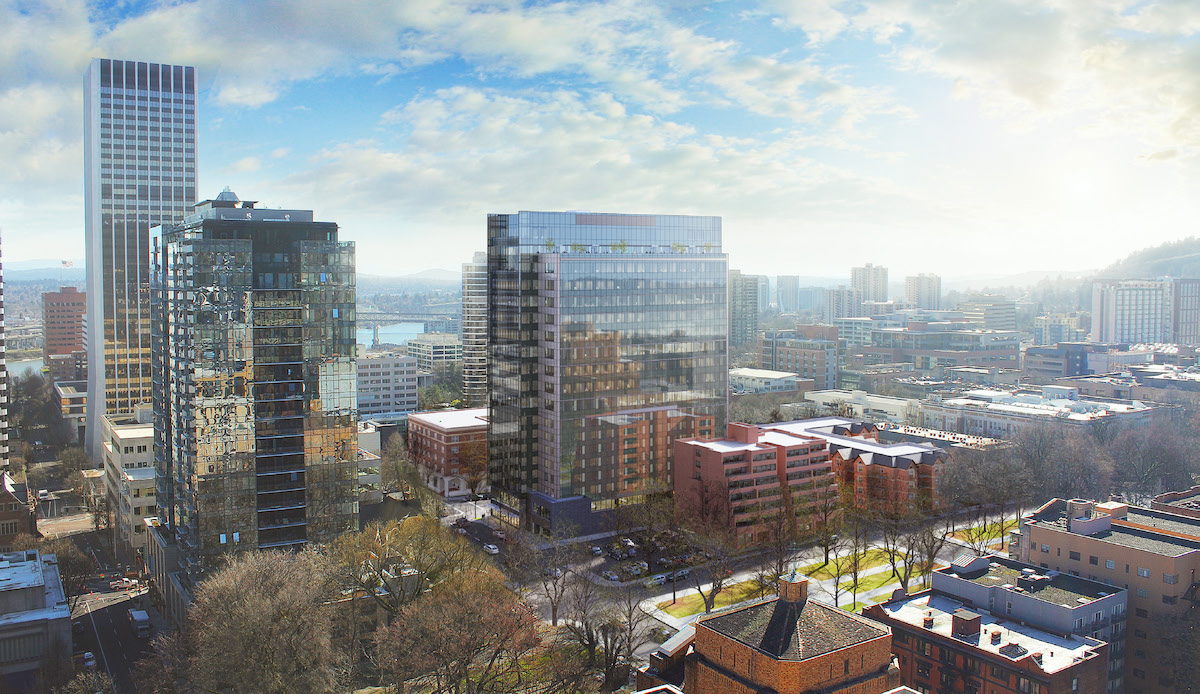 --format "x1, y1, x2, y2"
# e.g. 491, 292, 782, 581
85, 59, 197, 458
462, 252, 488, 406
152, 191, 356, 593
487, 211, 727, 535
